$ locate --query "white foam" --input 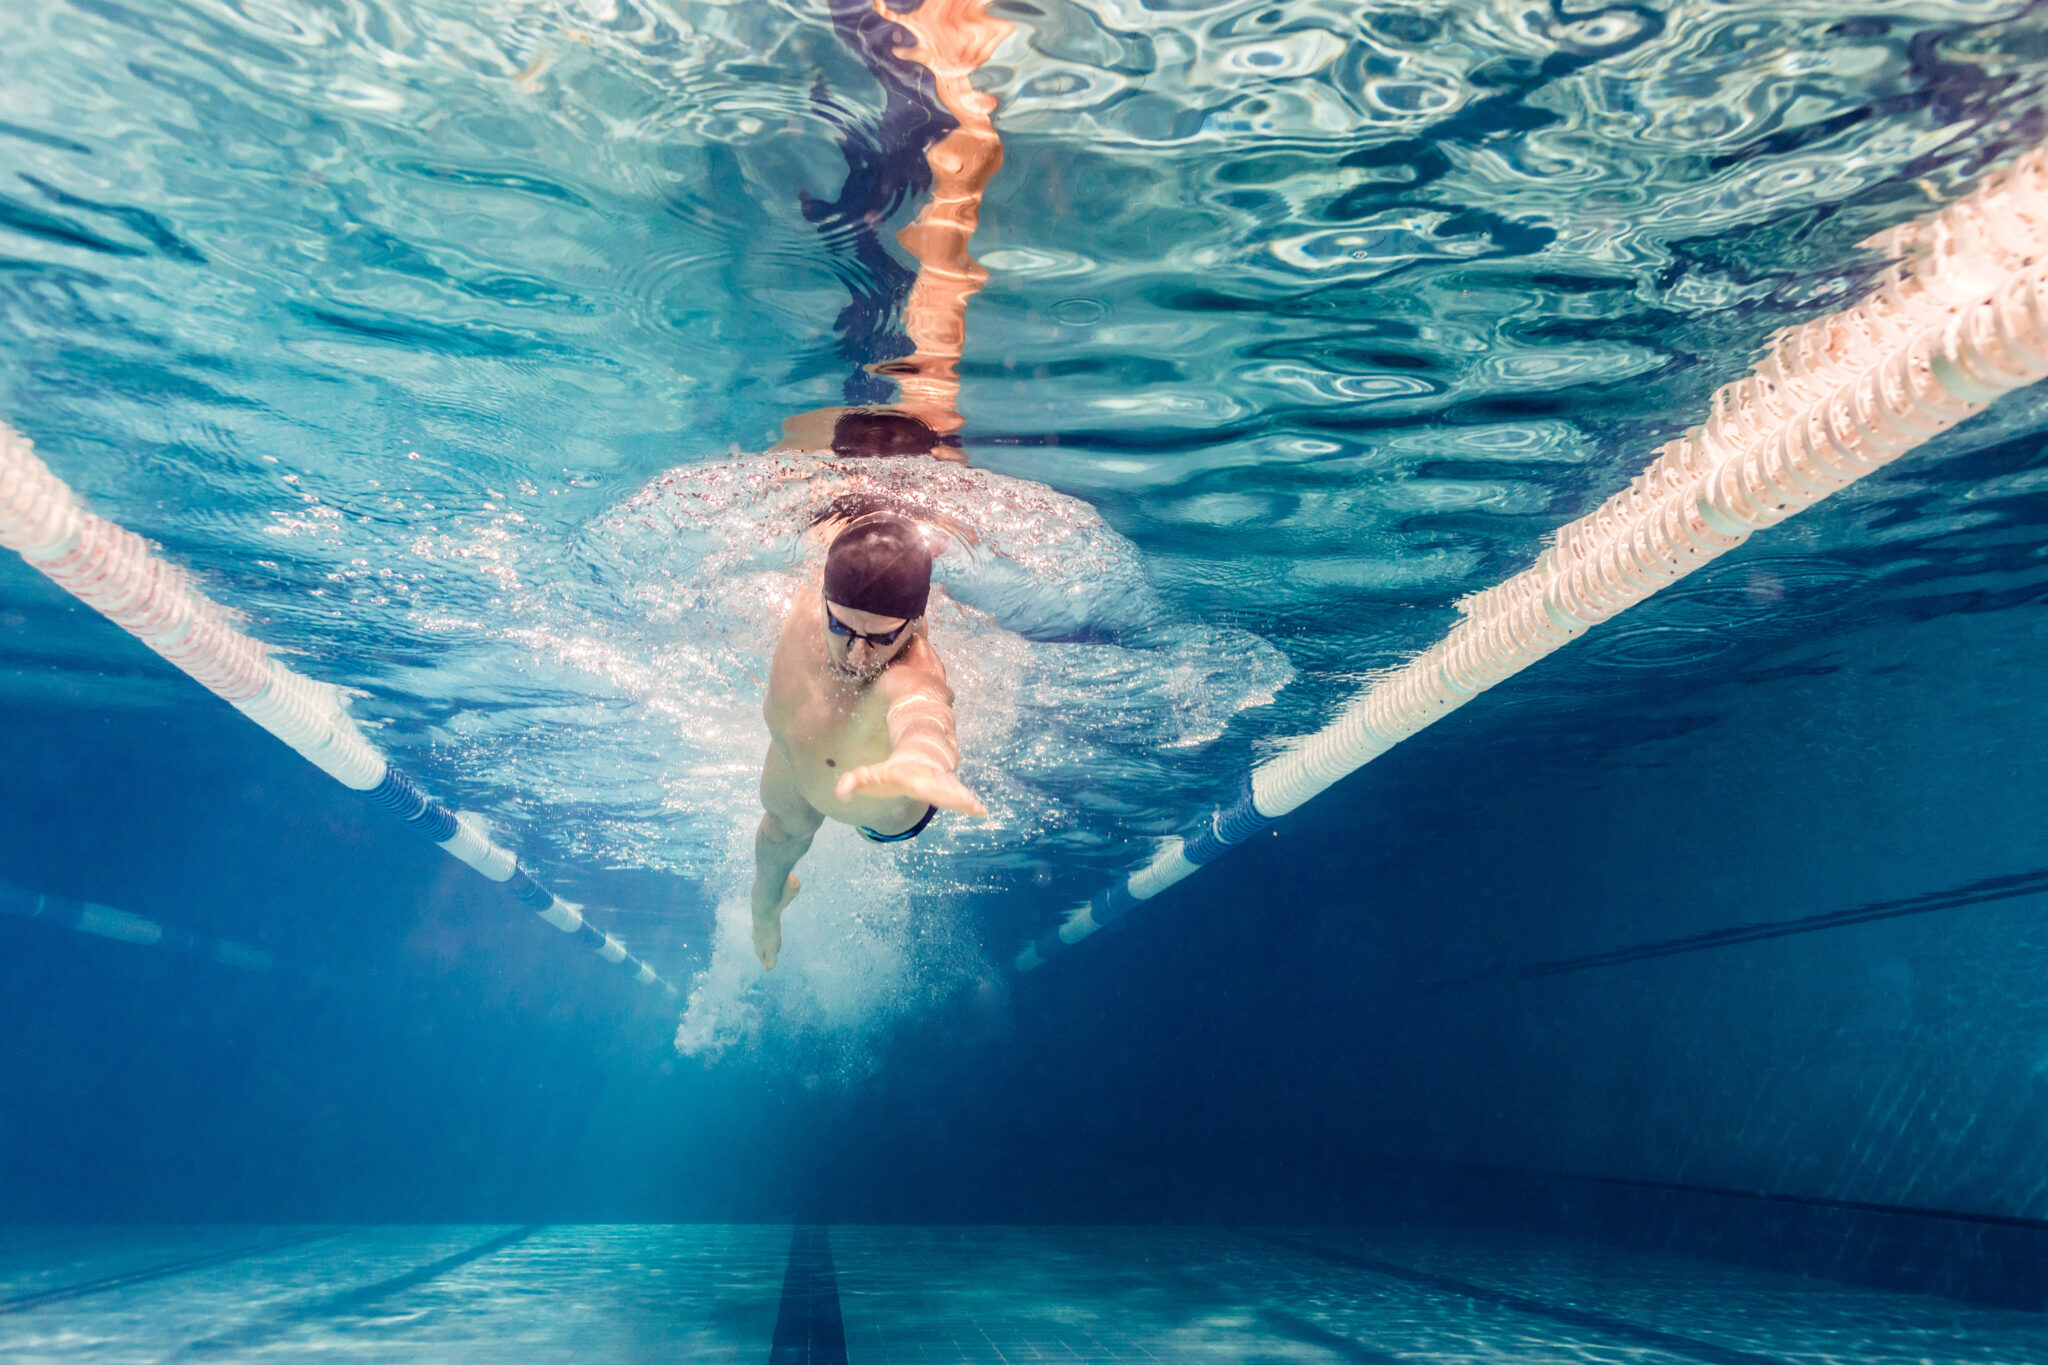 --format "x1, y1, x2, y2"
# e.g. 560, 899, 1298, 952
672, 822, 988, 1078
405, 452, 1289, 1070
